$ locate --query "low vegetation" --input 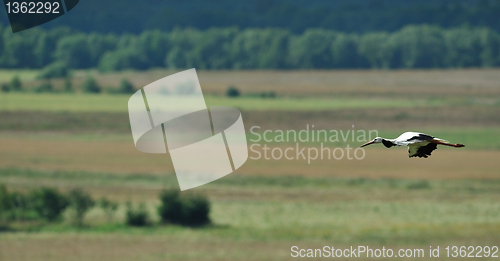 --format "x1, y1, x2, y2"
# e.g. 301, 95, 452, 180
158, 189, 211, 227
0, 183, 211, 230
0, 74, 136, 94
